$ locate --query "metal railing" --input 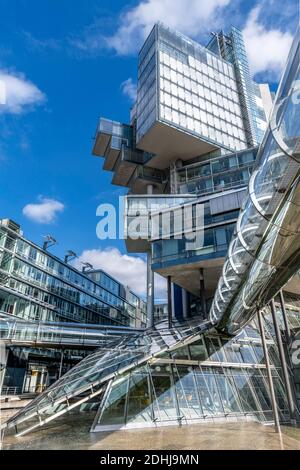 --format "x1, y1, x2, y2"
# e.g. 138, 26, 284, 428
1, 386, 21, 396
